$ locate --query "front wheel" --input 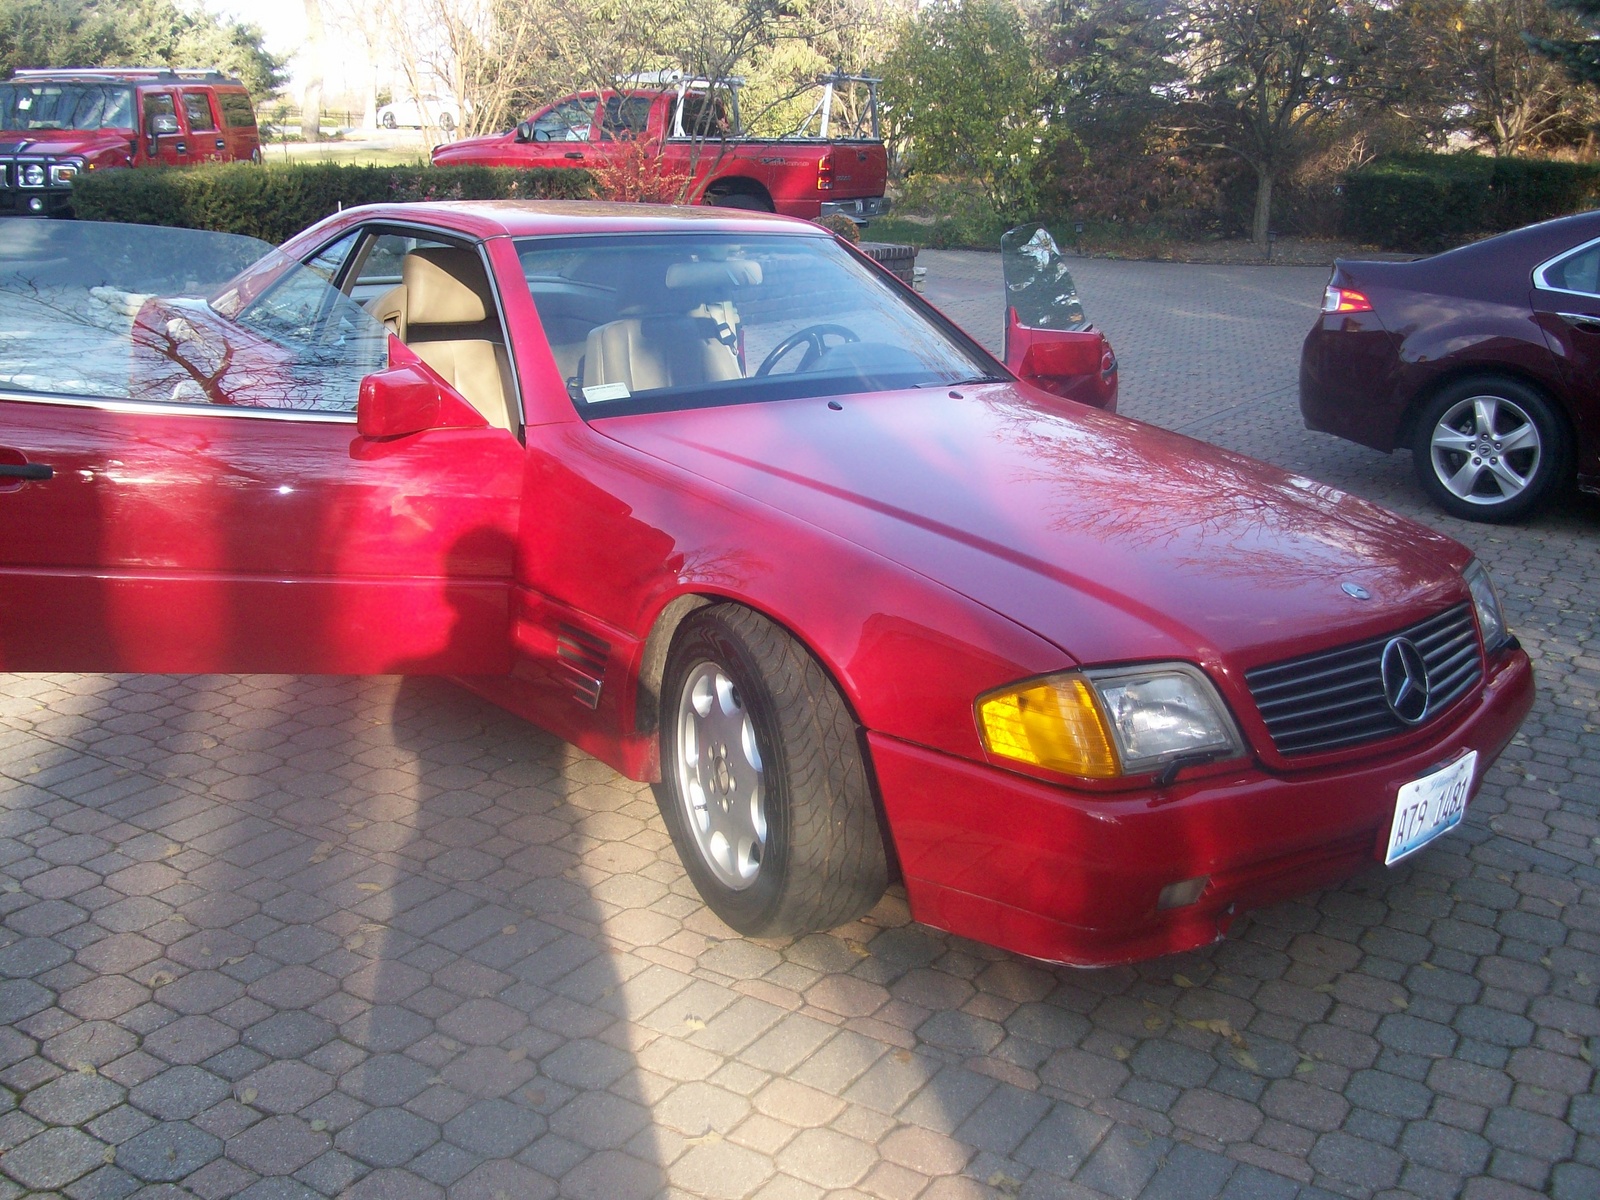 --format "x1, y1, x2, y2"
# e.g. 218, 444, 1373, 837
381, 112, 397, 129
1410, 375, 1569, 522
654, 605, 888, 936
